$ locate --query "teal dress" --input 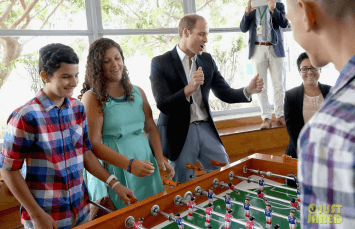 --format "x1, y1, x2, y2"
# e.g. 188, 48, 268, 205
85, 86, 164, 210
